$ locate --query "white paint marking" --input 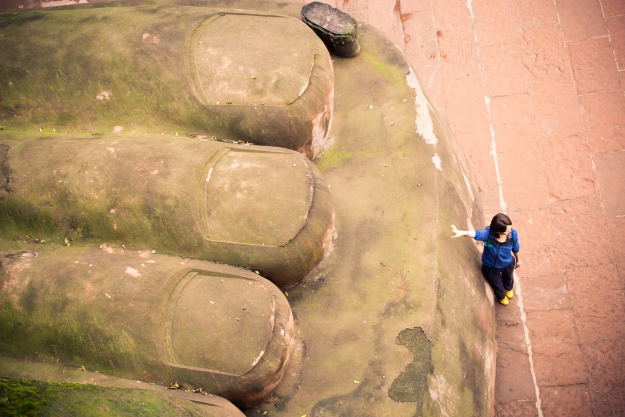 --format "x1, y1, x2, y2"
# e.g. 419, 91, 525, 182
432, 154, 442, 171
407, 67, 438, 145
